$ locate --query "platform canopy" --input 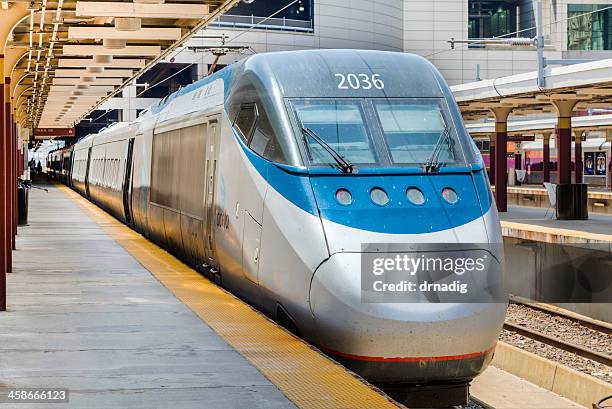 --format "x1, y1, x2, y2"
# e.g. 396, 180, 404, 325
466, 114, 612, 136
452, 59, 612, 121
450, 59, 612, 214
2, 0, 240, 129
